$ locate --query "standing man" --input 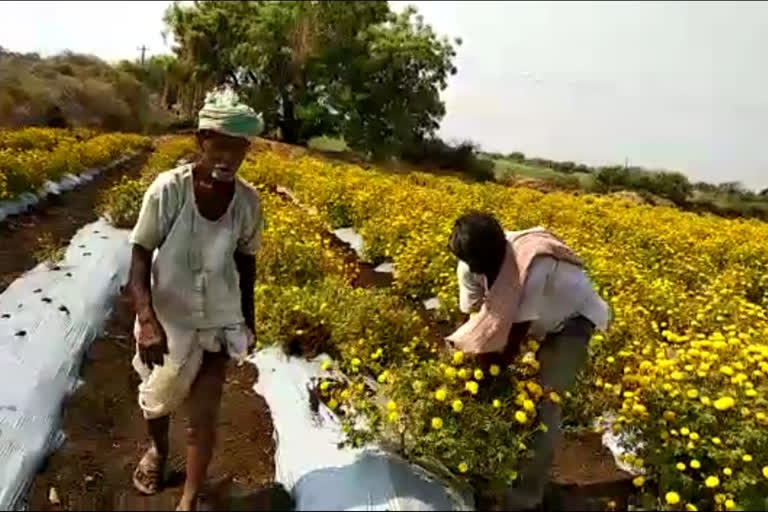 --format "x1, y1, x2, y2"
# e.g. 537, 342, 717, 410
127, 88, 264, 511
447, 212, 610, 511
